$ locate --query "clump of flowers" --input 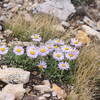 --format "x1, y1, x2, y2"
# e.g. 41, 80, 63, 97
1, 33, 82, 84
